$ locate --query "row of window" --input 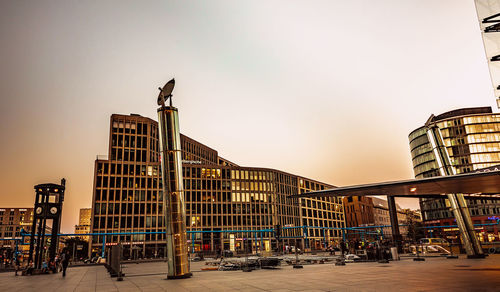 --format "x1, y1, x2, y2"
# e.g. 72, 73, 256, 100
422, 198, 500, 220
111, 134, 151, 150
413, 160, 439, 177
93, 214, 280, 230
467, 143, 500, 153
93, 215, 164, 229
231, 170, 273, 181
462, 115, 500, 124
94, 199, 319, 217
189, 215, 275, 227
96, 163, 160, 177
301, 209, 343, 220
95, 189, 161, 202
112, 120, 156, 138
302, 218, 343, 229
465, 133, 500, 143
96, 176, 160, 189
0, 210, 18, 216
469, 152, 500, 163
411, 152, 435, 169
92, 233, 163, 244
409, 134, 429, 151
94, 202, 163, 215
92, 217, 342, 240
464, 124, 500, 134
91, 229, 345, 245
231, 181, 275, 192
181, 136, 218, 164
110, 148, 155, 163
